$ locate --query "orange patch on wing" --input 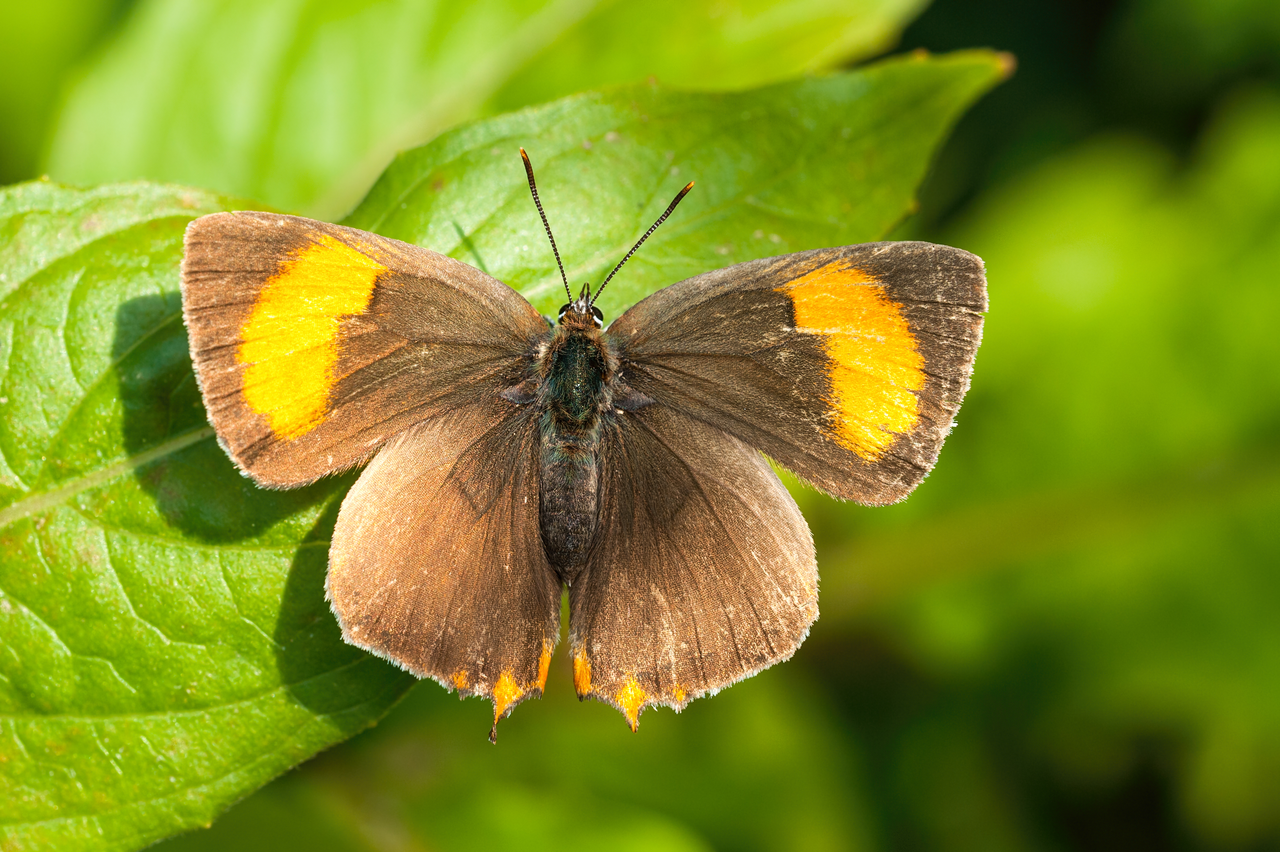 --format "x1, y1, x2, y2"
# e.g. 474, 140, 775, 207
492, 671, 525, 722
673, 685, 687, 704
572, 650, 593, 695
451, 670, 470, 690
536, 644, 553, 691
780, 263, 925, 459
238, 234, 384, 439
616, 676, 647, 732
